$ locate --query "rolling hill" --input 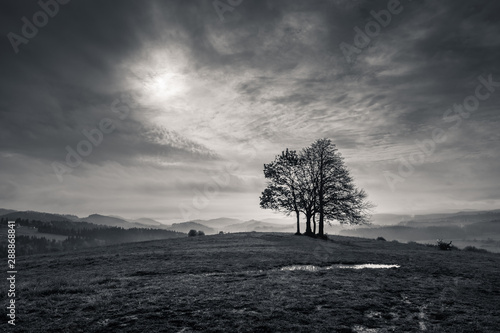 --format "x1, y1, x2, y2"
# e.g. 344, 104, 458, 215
4, 232, 499, 332
167, 221, 217, 234
398, 210, 500, 227
131, 217, 163, 226
0, 210, 74, 222
77, 214, 141, 229
0, 208, 17, 216
188, 217, 244, 229
224, 219, 295, 233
